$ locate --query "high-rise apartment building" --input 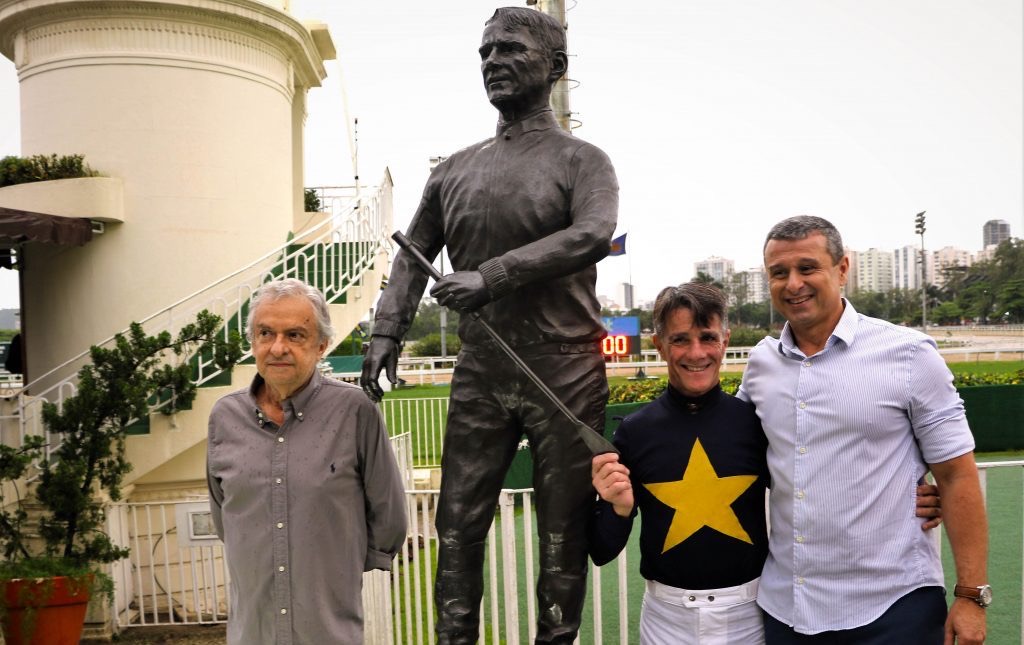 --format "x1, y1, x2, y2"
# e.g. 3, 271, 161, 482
694, 256, 734, 283
618, 282, 635, 310
735, 268, 769, 304
932, 246, 973, 288
855, 248, 894, 293
982, 219, 1011, 248
893, 245, 934, 290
